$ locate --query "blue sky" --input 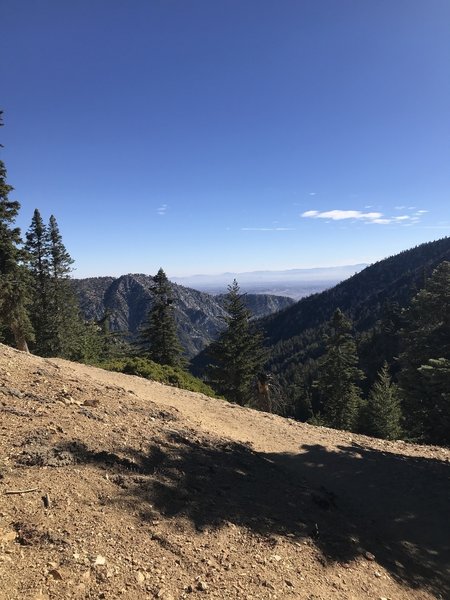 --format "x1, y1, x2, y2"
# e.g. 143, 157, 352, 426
1, 0, 449, 277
